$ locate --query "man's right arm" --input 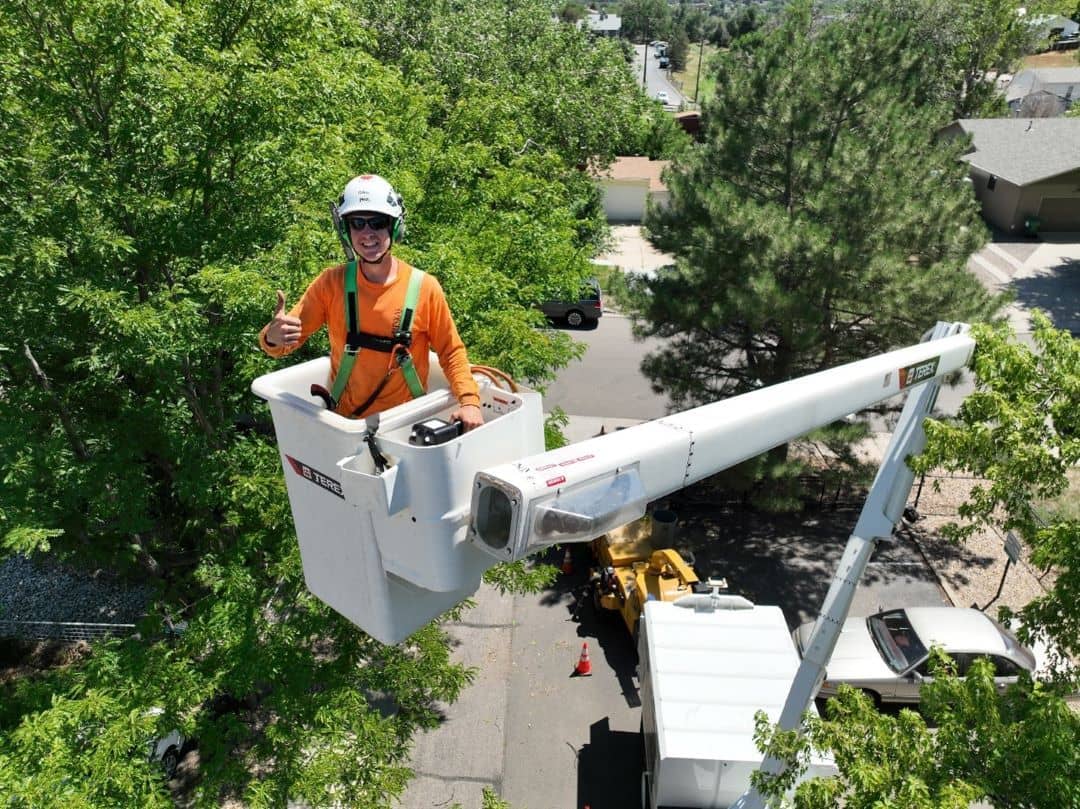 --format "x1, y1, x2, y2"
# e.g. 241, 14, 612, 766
258, 272, 332, 358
